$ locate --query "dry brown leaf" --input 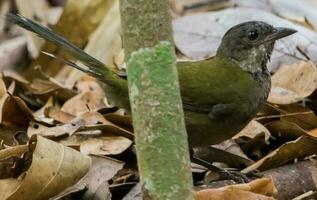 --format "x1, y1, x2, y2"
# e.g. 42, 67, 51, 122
15, 0, 49, 57
242, 135, 317, 173
0, 0, 11, 38
33, 96, 54, 124
27, 120, 84, 137
234, 120, 271, 140
0, 37, 28, 71
79, 134, 132, 156
0, 125, 24, 146
269, 0, 317, 30
104, 113, 133, 131
196, 178, 276, 200
45, 106, 75, 124
61, 91, 105, 116
268, 61, 317, 104
27, 0, 116, 78
0, 83, 33, 126
29, 78, 76, 100
74, 76, 105, 93
52, 156, 122, 200
0, 144, 29, 179
0, 135, 91, 200
58, 129, 132, 156
80, 123, 134, 140
75, 111, 108, 125
194, 143, 254, 169
266, 120, 308, 140
308, 128, 317, 137
274, 104, 317, 130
